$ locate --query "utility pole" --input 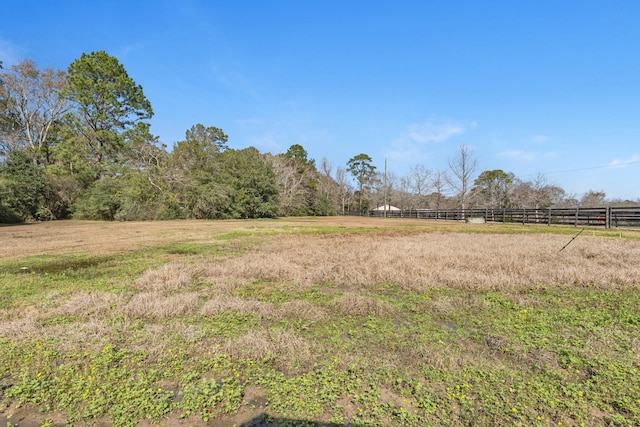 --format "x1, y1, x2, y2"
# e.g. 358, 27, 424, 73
384, 158, 388, 218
